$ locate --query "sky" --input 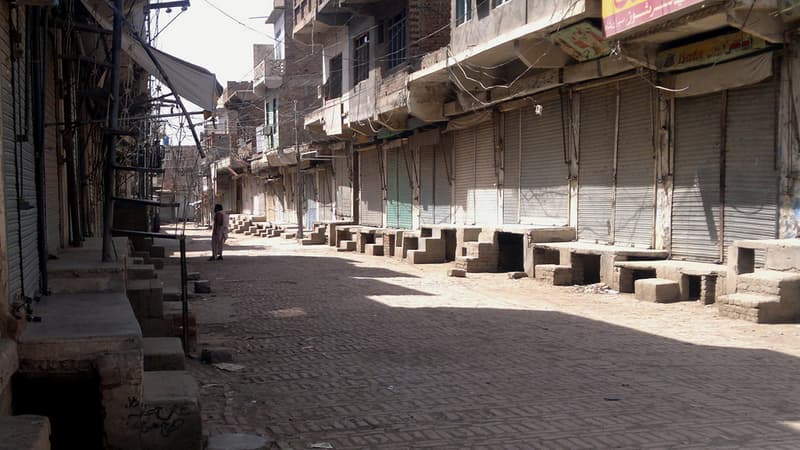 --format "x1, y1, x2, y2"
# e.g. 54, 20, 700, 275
151, 0, 275, 143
